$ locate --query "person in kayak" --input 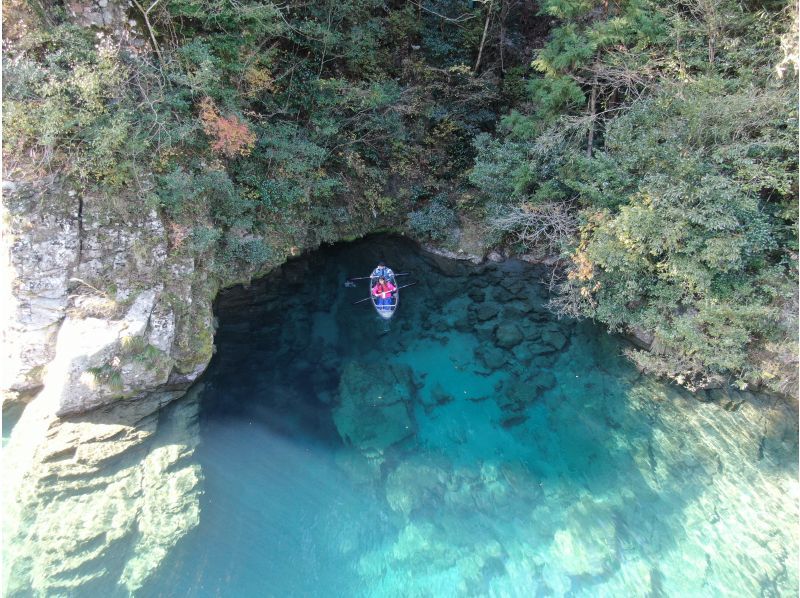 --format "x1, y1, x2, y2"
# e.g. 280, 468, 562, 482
372, 276, 396, 309
371, 261, 395, 280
